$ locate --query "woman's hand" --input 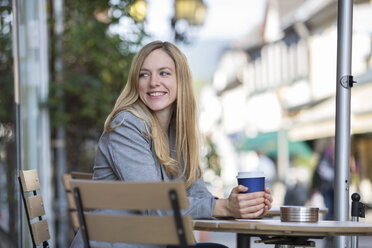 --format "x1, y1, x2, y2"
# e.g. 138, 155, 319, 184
261, 187, 273, 217
213, 185, 272, 219
227, 185, 272, 218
